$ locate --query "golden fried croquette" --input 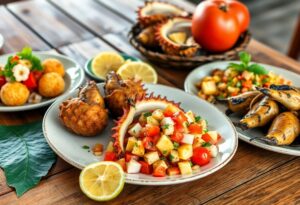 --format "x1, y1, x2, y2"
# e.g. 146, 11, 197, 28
38, 72, 65, 97
42, 58, 65, 77
1, 82, 30, 106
